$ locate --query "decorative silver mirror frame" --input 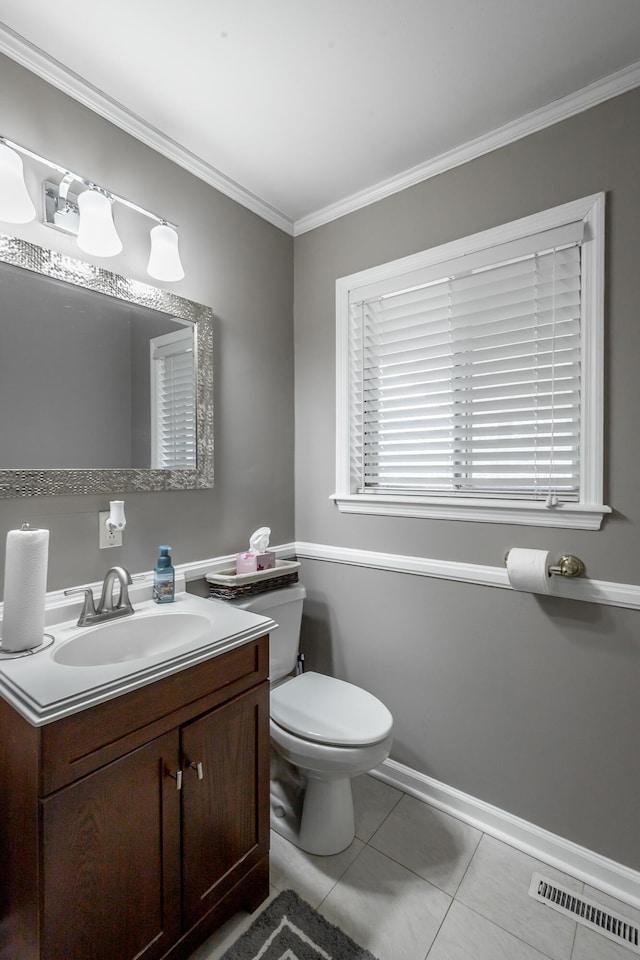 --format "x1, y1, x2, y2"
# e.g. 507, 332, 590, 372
0, 232, 214, 497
